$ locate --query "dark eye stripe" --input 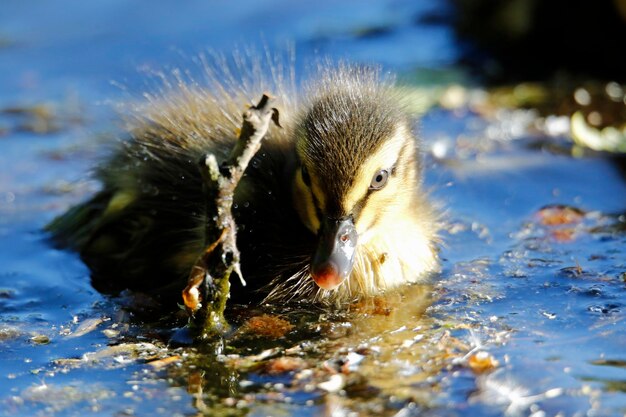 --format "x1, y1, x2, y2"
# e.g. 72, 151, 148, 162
310, 188, 324, 229
301, 165, 311, 187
